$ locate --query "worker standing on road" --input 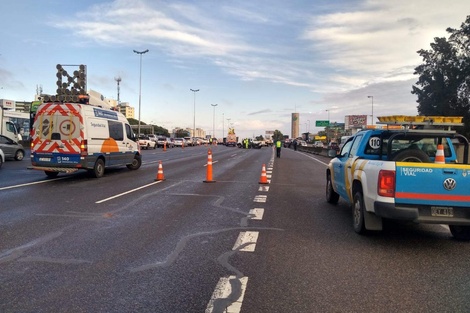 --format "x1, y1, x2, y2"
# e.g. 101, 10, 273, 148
245, 138, 249, 149
276, 139, 282, 158
293, 139, 298, 151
